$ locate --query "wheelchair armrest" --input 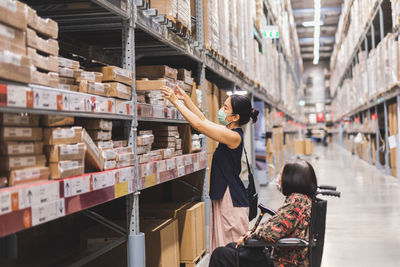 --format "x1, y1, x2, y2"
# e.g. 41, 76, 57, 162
243, 239, 270, 247
243, 238, 309, 248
